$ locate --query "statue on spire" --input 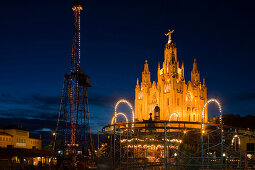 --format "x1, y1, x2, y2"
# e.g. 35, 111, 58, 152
165, 29, 174, 44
